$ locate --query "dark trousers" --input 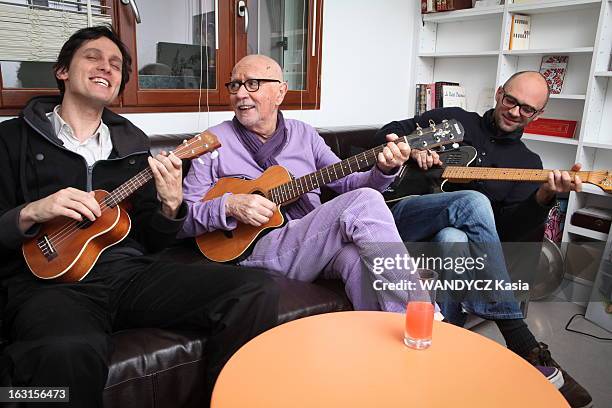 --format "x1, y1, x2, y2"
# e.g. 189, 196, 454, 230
1, 256, 279, 407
